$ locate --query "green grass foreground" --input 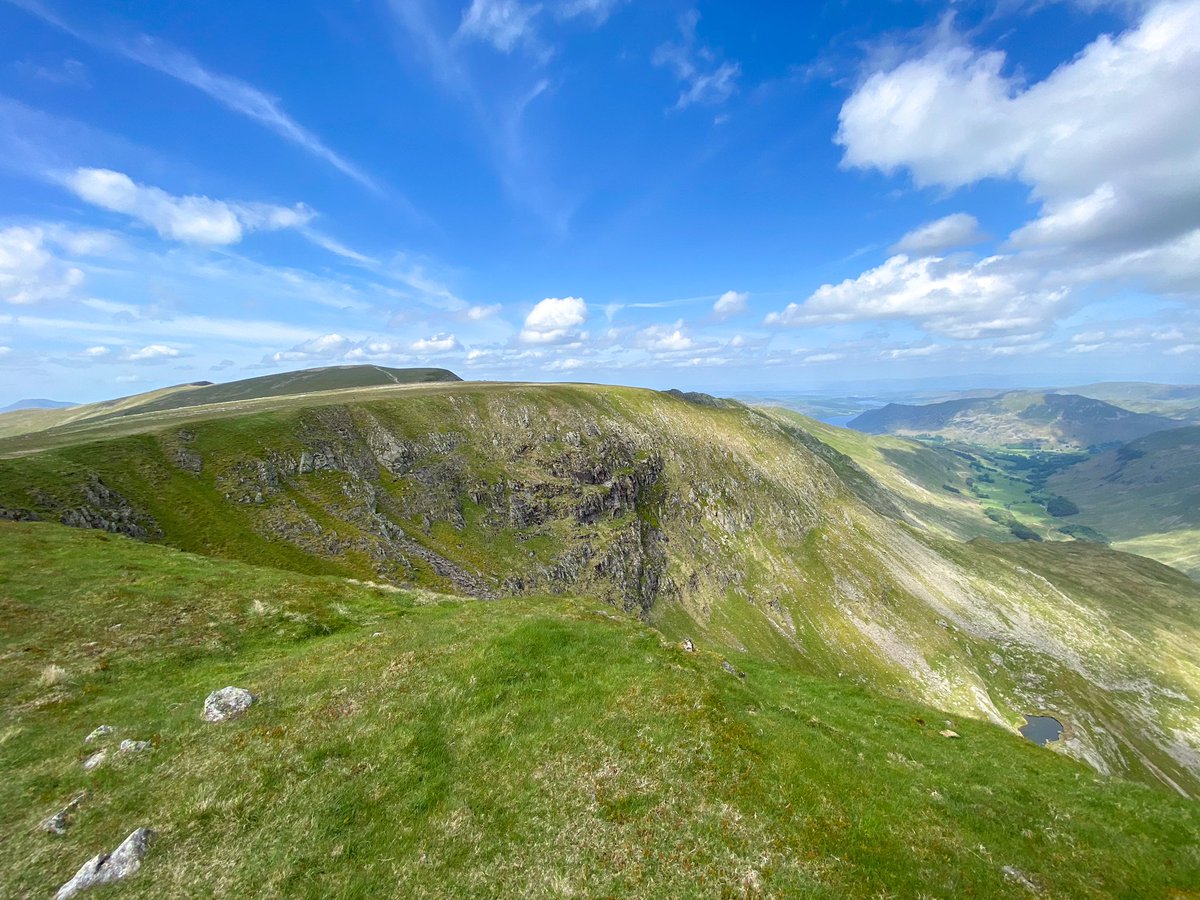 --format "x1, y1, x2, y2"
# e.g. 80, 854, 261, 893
2, 521, 1198, 897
